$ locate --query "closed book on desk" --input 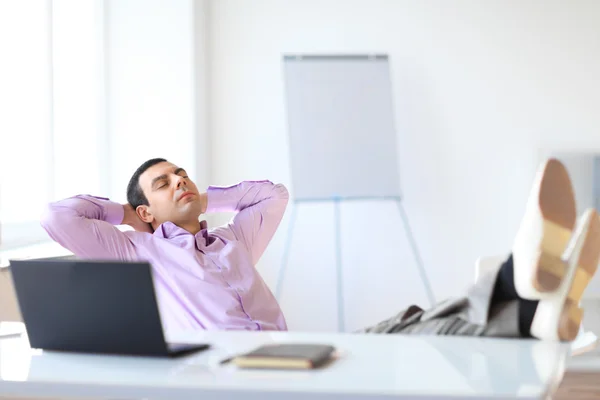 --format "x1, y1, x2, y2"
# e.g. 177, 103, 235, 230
232, 344, 335, 369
